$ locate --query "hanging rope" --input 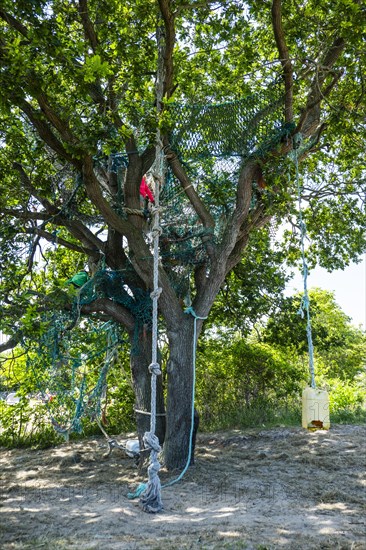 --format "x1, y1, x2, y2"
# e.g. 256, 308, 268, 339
139, 175, 163, 513
292, 135, 316, 389
139, 22, 165, 515
162, 306, 207, 488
